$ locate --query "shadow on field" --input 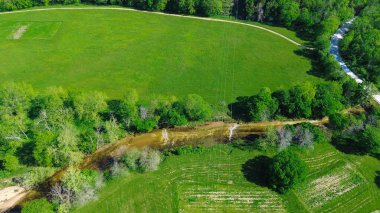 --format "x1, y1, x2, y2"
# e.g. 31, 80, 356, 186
241, 155, 271, 187
375, 171, 380, 189
294, 48, 324, 79
331, 135, 367, 155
